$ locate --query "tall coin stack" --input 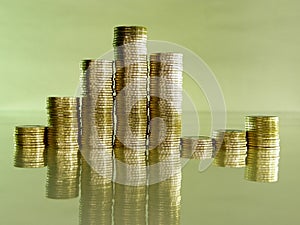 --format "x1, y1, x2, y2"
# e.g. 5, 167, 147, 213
113, 26, 148, 183
46, 97, 81, 199
181, 136, 213, 159
80, 159, 113, 225
80, 59, 114, 177
245, 116, 280, 182
149, 53, 183, 166
14, 125, 47, 168
213, 129, 247, 168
